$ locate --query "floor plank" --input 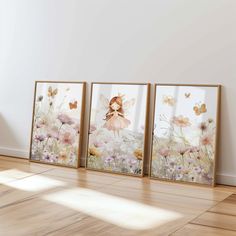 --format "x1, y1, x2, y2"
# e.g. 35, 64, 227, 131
98, 183, 217, 214
45, 215, 190, 236
0, 171, 106, 209
172, 224, 236, 236
42, 167, 125, 186
215, 185, 236, 193
0, 197, 87, 236
111, 178, 233, 201
191, 211, 236, 231
0, 158, 52, 178
209, 194, 236, 216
